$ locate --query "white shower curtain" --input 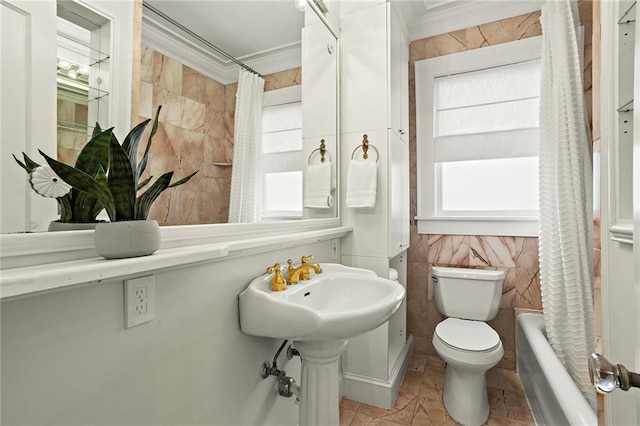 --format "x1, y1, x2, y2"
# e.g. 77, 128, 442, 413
228, 69, 265, 223
539, 0, 596, 410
